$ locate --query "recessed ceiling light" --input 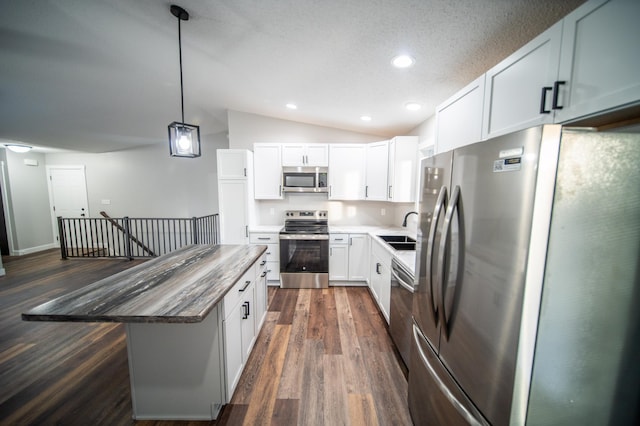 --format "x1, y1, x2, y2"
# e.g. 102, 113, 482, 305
404, 102, 422, 111
360, 115, 372, 121
392, 55, 415, 68
285, 103, 298, 110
